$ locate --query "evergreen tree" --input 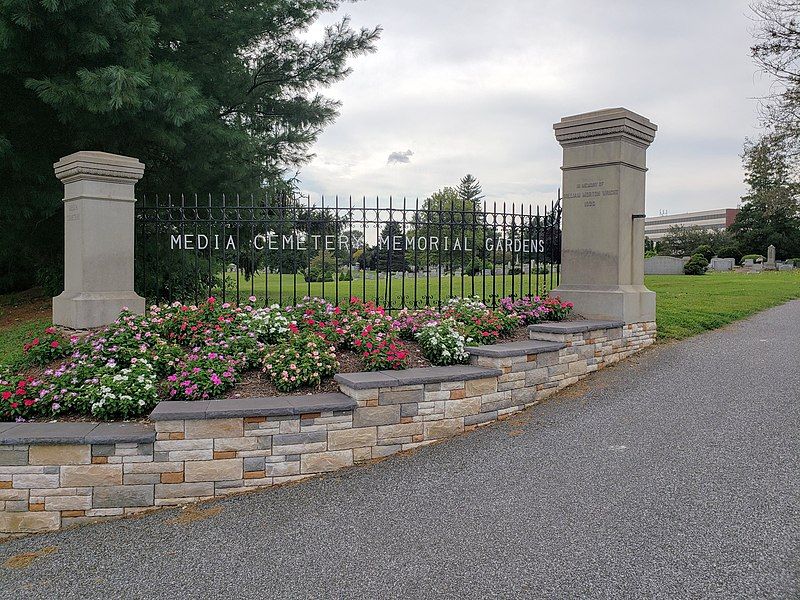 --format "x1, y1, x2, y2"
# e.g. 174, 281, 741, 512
456, 174, 485, 207
0, 0, 380, 292
373, 220, 406, 272
729, 136, 800, 259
